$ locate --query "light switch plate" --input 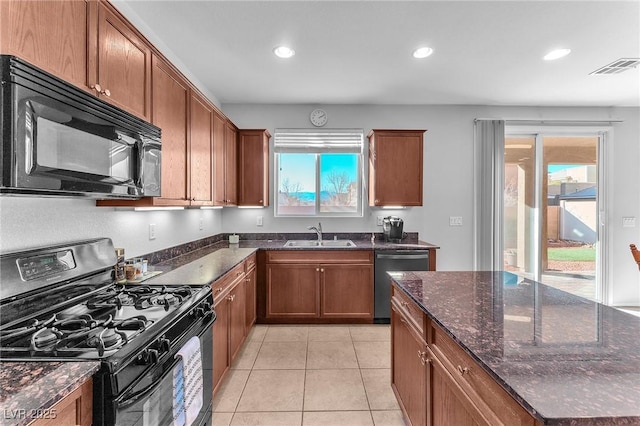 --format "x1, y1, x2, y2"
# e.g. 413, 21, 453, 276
449, 216, 463, 226
149, 223, 156, 240
623, 217, 636, 228
377, 216, 384, 226
257, 216, 263, 226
